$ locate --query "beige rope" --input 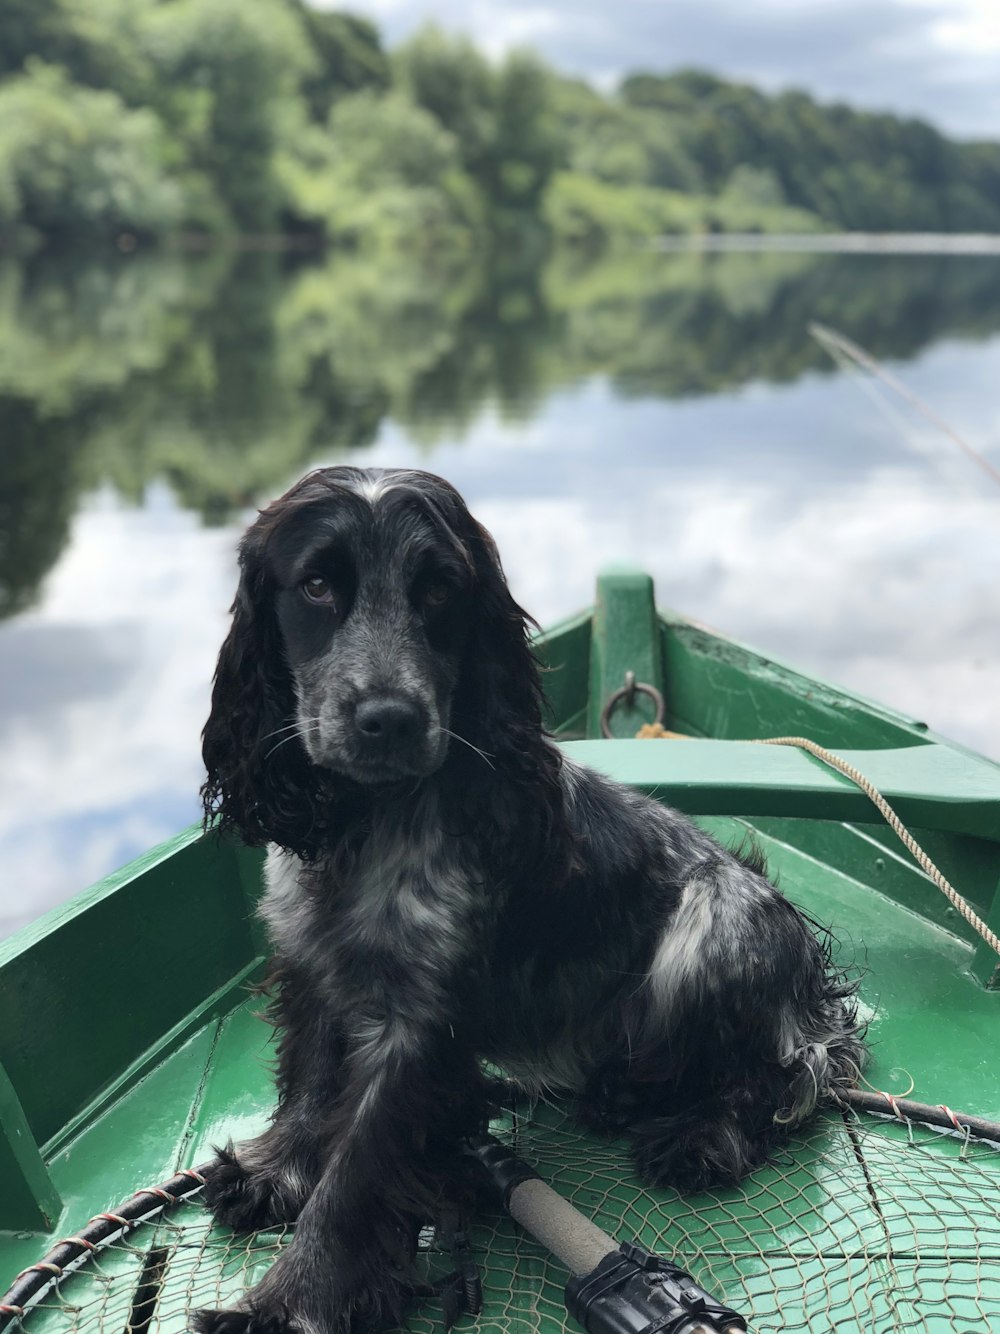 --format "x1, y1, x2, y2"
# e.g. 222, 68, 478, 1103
750, 736, 1000, 958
